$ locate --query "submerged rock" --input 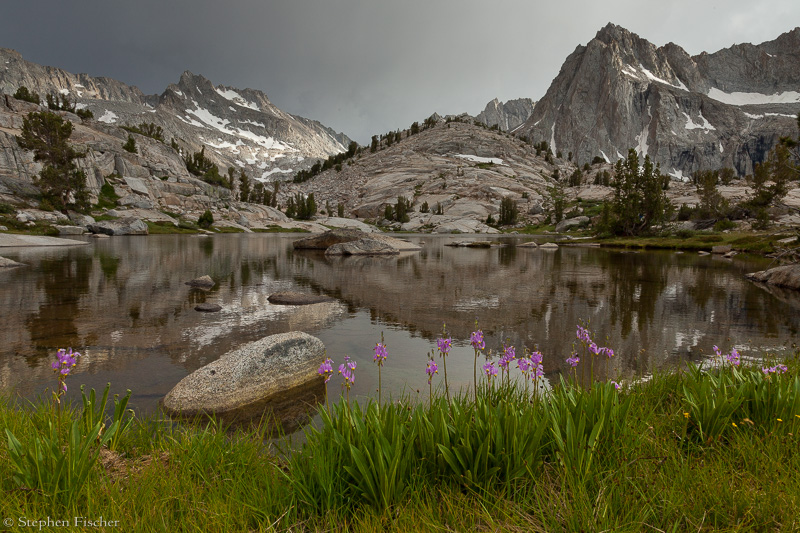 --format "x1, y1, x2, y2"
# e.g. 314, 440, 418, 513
161, 332, 326, 429
185, 275, 215, 289
0, 256, 25, 268
267, 291, 333, 305
746, 264, 800, 291
194, 303, 222, 312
